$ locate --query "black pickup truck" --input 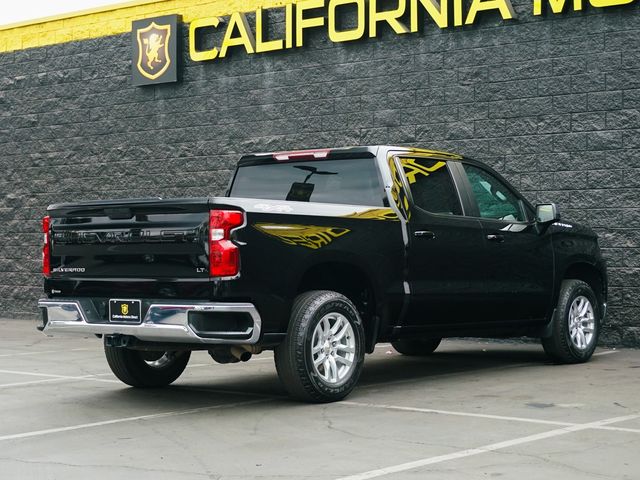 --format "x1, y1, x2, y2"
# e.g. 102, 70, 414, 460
38, 146, 607, 402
